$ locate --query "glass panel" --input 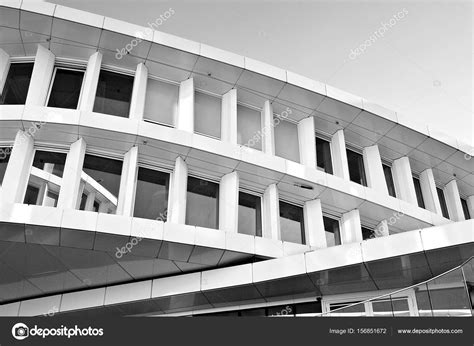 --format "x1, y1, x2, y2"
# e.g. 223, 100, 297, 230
44, 190, 59, 207
316, 137, 333, 174
329, 302, 366, 316
47, 68, 84, 109
437, 187, 449, 218
427, 269, 471, 316
194, 92, 221, 138
238, 192, 262, 236
372, 297, 410, 317
413, 177, 425, 208
461, 198, 470, 220
144, 78, 178, 127
267, 305, 294, 317
237, 105, 262, 150
134, 167, 169, 221
0, 63, 34, 105
186, 177, 219, 229
294, 301, 322, 317
279, 201, 305, 244
274, 119, 299, 162
323, 216, 341, 246
383, 164, 396, 197
23, 185, 40, 205
239, 308, 266, 316
32, 151, 67, 178
93, 70, 133, 117
0, 147, 10, 185
362, 226, 375, 240
346, 149, 367, 186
